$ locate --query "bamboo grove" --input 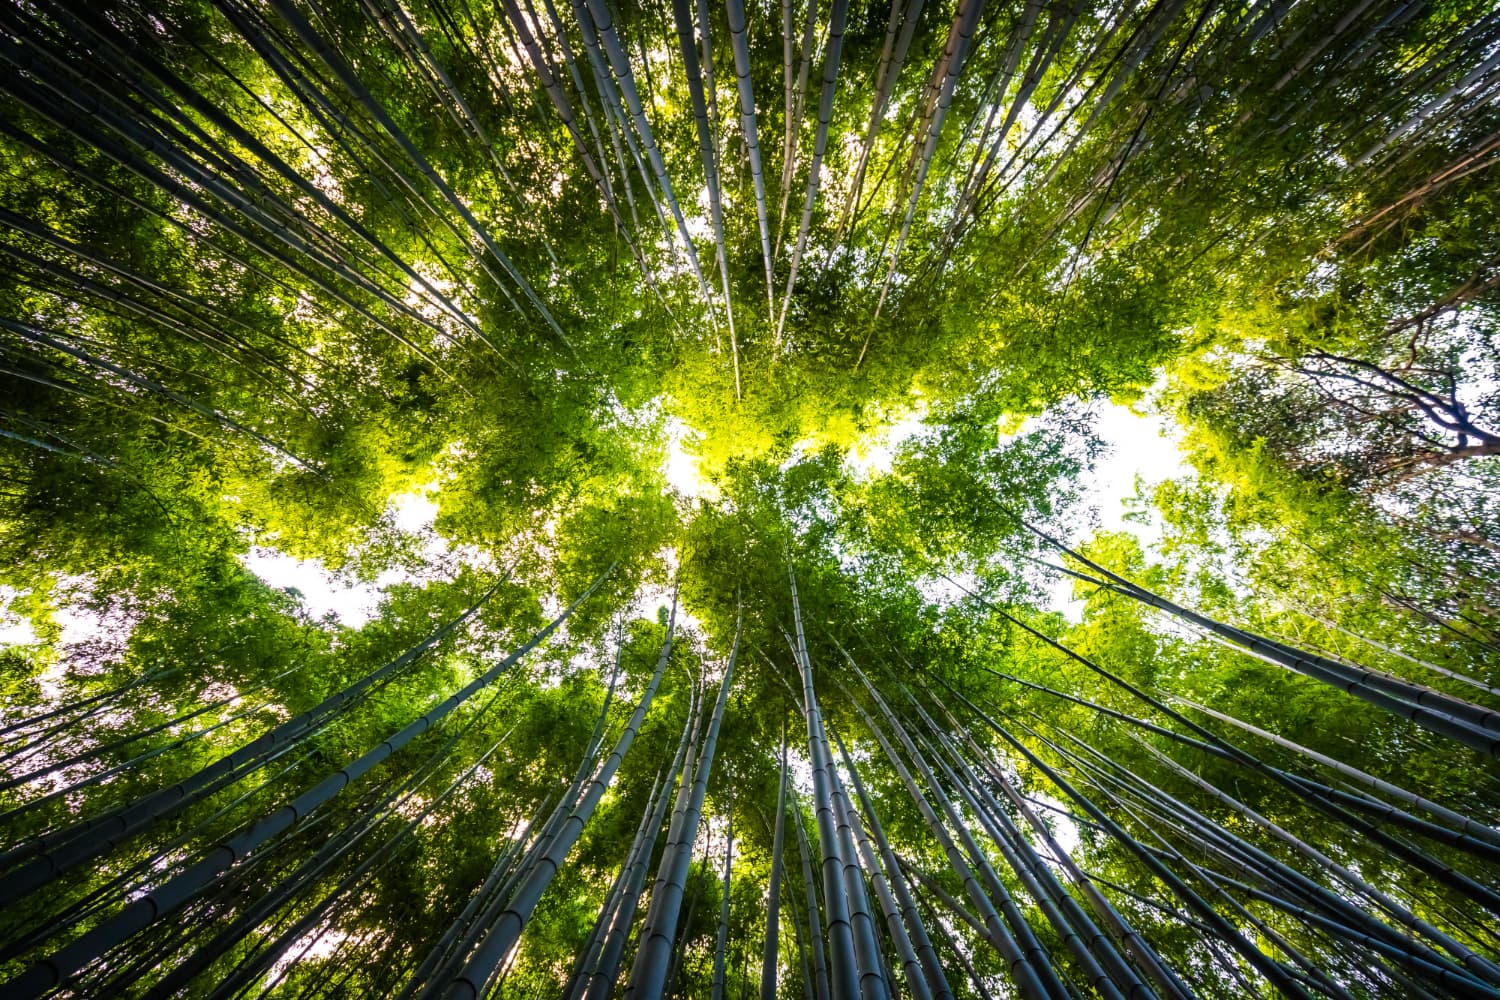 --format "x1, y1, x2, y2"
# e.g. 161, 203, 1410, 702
0, 0, 1497, 996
